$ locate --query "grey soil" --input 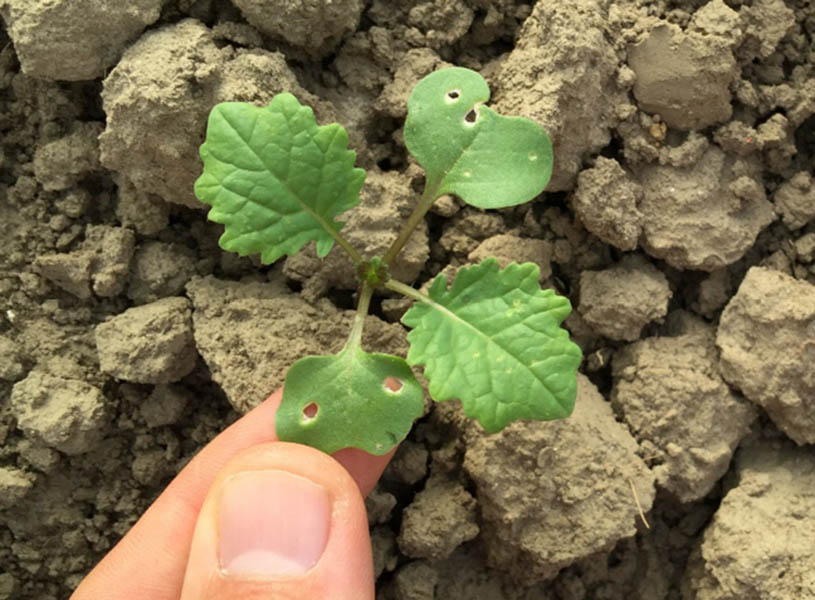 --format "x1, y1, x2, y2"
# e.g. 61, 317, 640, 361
1, 0, 814, 599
